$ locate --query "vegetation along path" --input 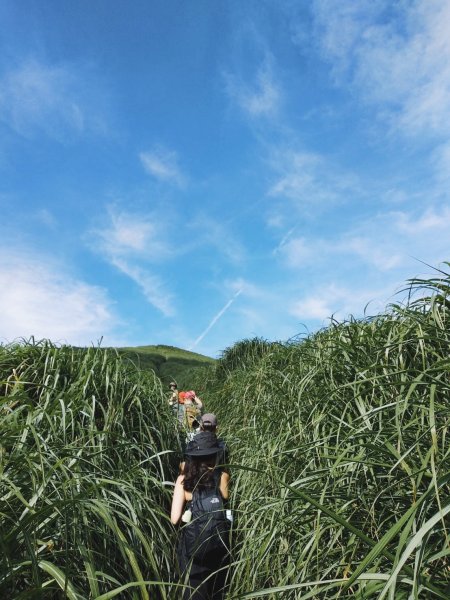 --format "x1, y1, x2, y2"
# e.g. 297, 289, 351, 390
1, 267, 449, 598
